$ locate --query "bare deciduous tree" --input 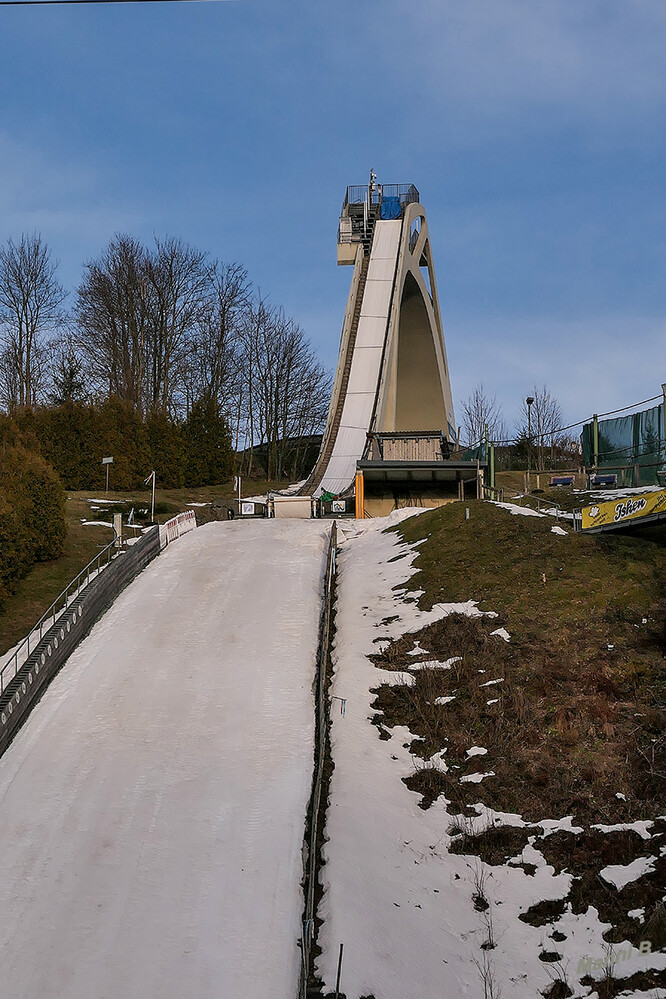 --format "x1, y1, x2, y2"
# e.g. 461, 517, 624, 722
0, 234, 66, 408
71, 232, 331, 481
184, 261, 250, 423
516, 384, 564, 470
75, 235, 212, 415
144, 236, 212, 414
74, 235, 150, 408
460, 383, 506, 445
238, 299, 331, 479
